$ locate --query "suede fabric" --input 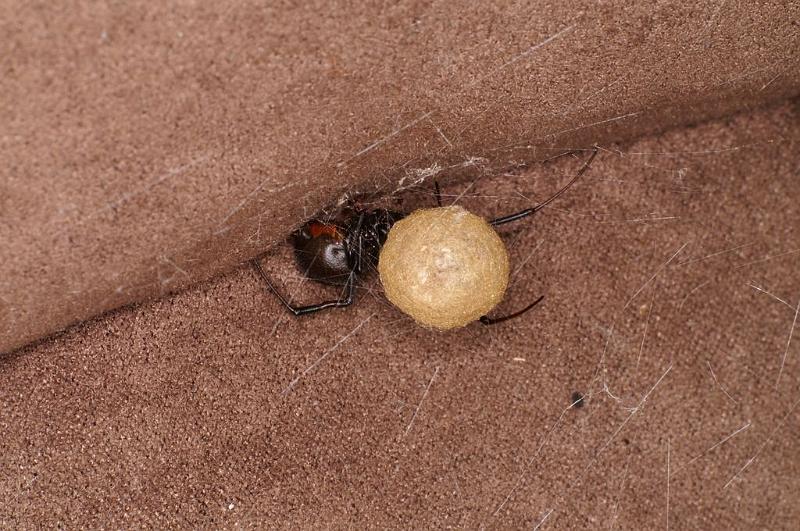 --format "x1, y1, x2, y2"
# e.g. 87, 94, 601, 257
1, 0, 798, 352
2, 1, 800, 528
